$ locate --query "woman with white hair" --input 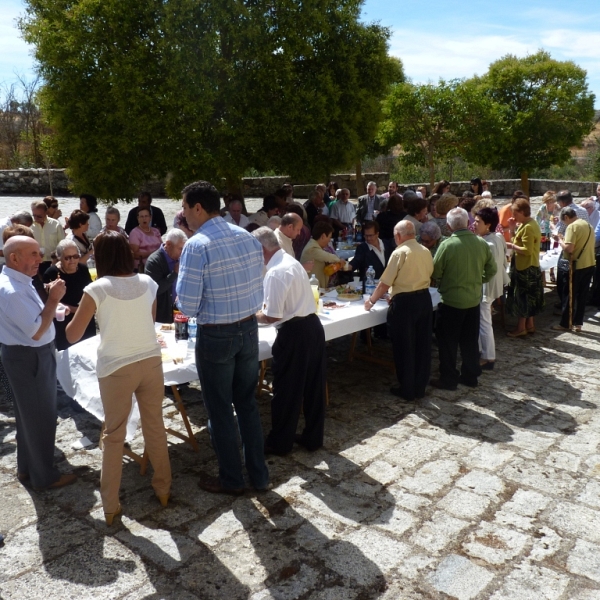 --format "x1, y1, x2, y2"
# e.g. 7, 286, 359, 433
42, 239, 96, 350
